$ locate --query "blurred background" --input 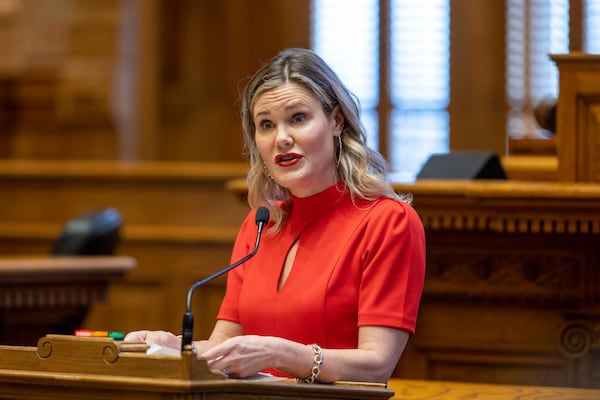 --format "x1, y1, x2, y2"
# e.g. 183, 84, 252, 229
1, 0, 597, 178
